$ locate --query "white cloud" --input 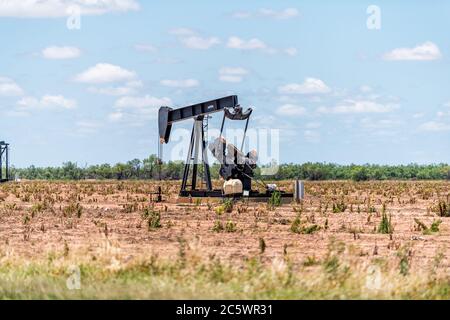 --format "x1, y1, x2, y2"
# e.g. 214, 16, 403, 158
232, 11, 251, 19
74, 63, 136, 84
284, 47, 298, 56
226, 36, 269, 51
304, 130, 320, 143
232, 8, 299, 20
88, 86, 135, 96
180, 36, 220, 50
114, 95, 171, 109
17, 95, 76, 110
0, 77, 24, 96
134, 44, 157, 53
360, 118, 403, 129
75, 120, 102, 134
88, 80, 142, 96
318, 99, 397, 114
278, 78, 330, 95
383, 42, 442, 61
437, 111, 450, 117
152, 57, 182, 65
218, 67, 249, 83
42, 46, 81, 59
169, 28, 196, 36
276, 104, 307, 116
359, 85, 372, 93
170, 28, 220, 50
0, 0, 139, 18
259, 8, 299, 19
111, 95, 172, 125
160, 79, 199, 88
305, 122, 321, 129
108, 112, 123, 122
419, 121, 450, 132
